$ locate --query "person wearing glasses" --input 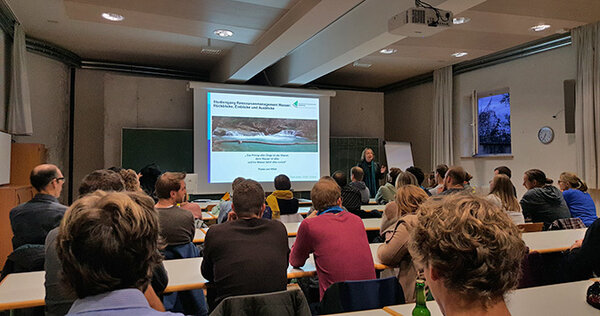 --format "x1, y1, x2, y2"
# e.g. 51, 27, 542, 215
9, 164, 67, 250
